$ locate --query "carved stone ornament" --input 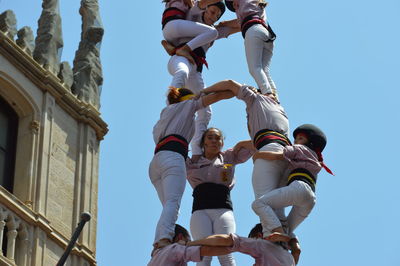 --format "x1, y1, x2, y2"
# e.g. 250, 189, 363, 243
16, 26, 35, 56
58, 61, 74, 90
0, 10, 17, 39
33, 0, 64, 75
72, 0, 104, 109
